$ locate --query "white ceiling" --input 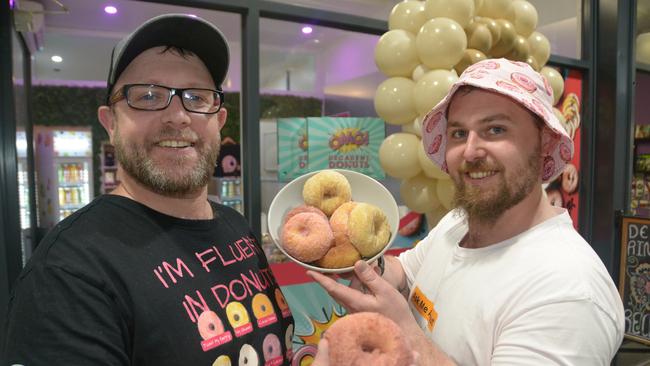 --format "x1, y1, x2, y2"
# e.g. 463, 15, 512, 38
14, 0, 581, 96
